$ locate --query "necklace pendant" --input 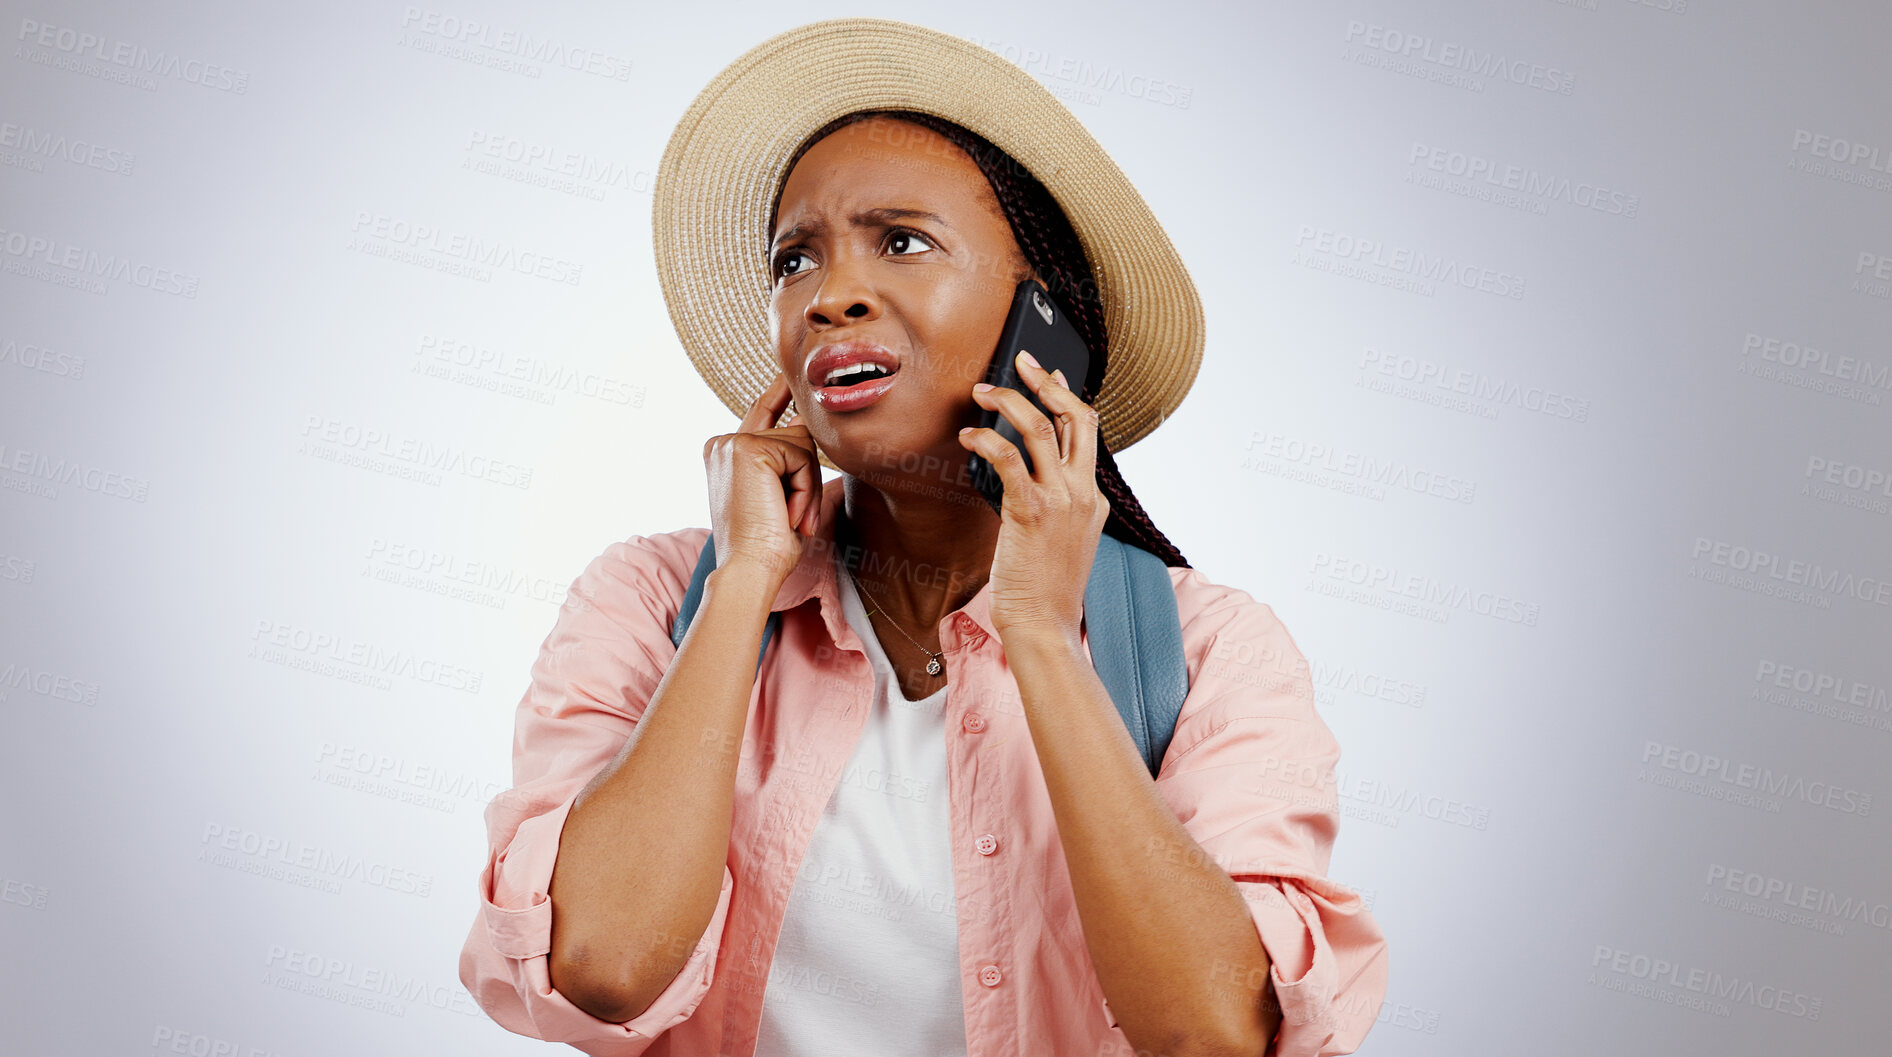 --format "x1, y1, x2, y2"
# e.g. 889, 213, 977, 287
925, 656, 943, 676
